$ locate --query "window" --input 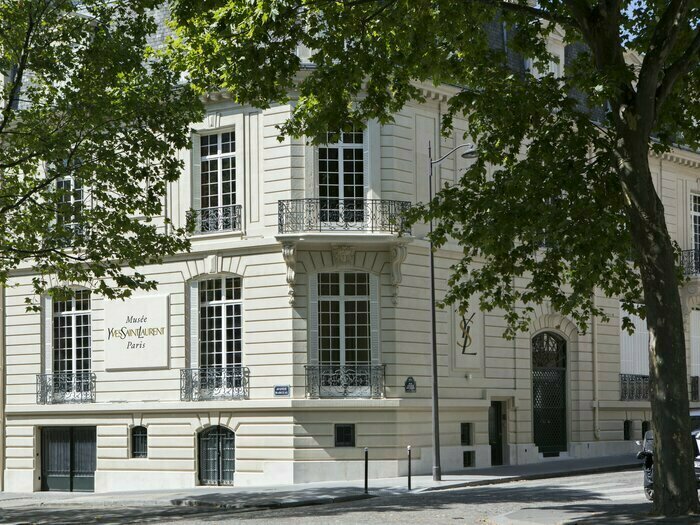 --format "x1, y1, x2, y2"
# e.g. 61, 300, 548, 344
318, 127, 365, 223
195, 131, 240, 232
692, 195, 700, 253
690, 310, 700, 394
463, 450, 475, 468
199, 277, 242, 369
334, 424, 355, 447
623, 420, 632, 441
318, 272, 371, 367
642, 420, 651, 439
619, 303, 649, 377
53, 290, 91, 375
131, 426, 147, 458
460, 423, 473, 446
56, 175, 84, 237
